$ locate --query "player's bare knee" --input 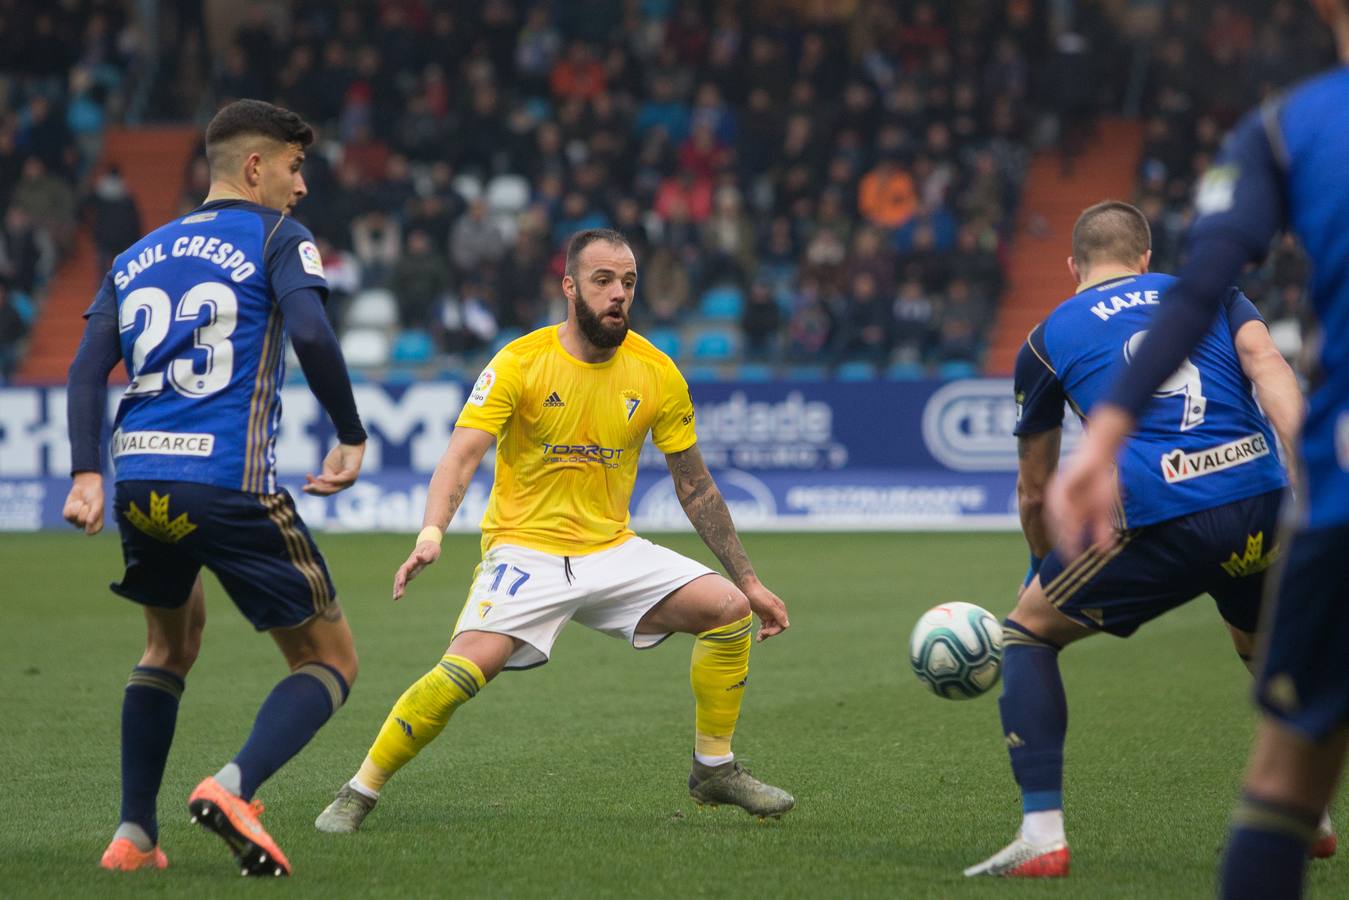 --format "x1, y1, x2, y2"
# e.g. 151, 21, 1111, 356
141, 632, 200, 675
721, 588, 751, 625
1008, 590, 1083, 647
